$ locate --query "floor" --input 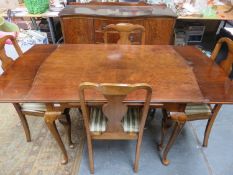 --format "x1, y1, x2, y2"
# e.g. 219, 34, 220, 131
0, 104, 84, 175
78, 105, 233, 175
0, 94, 231, 175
